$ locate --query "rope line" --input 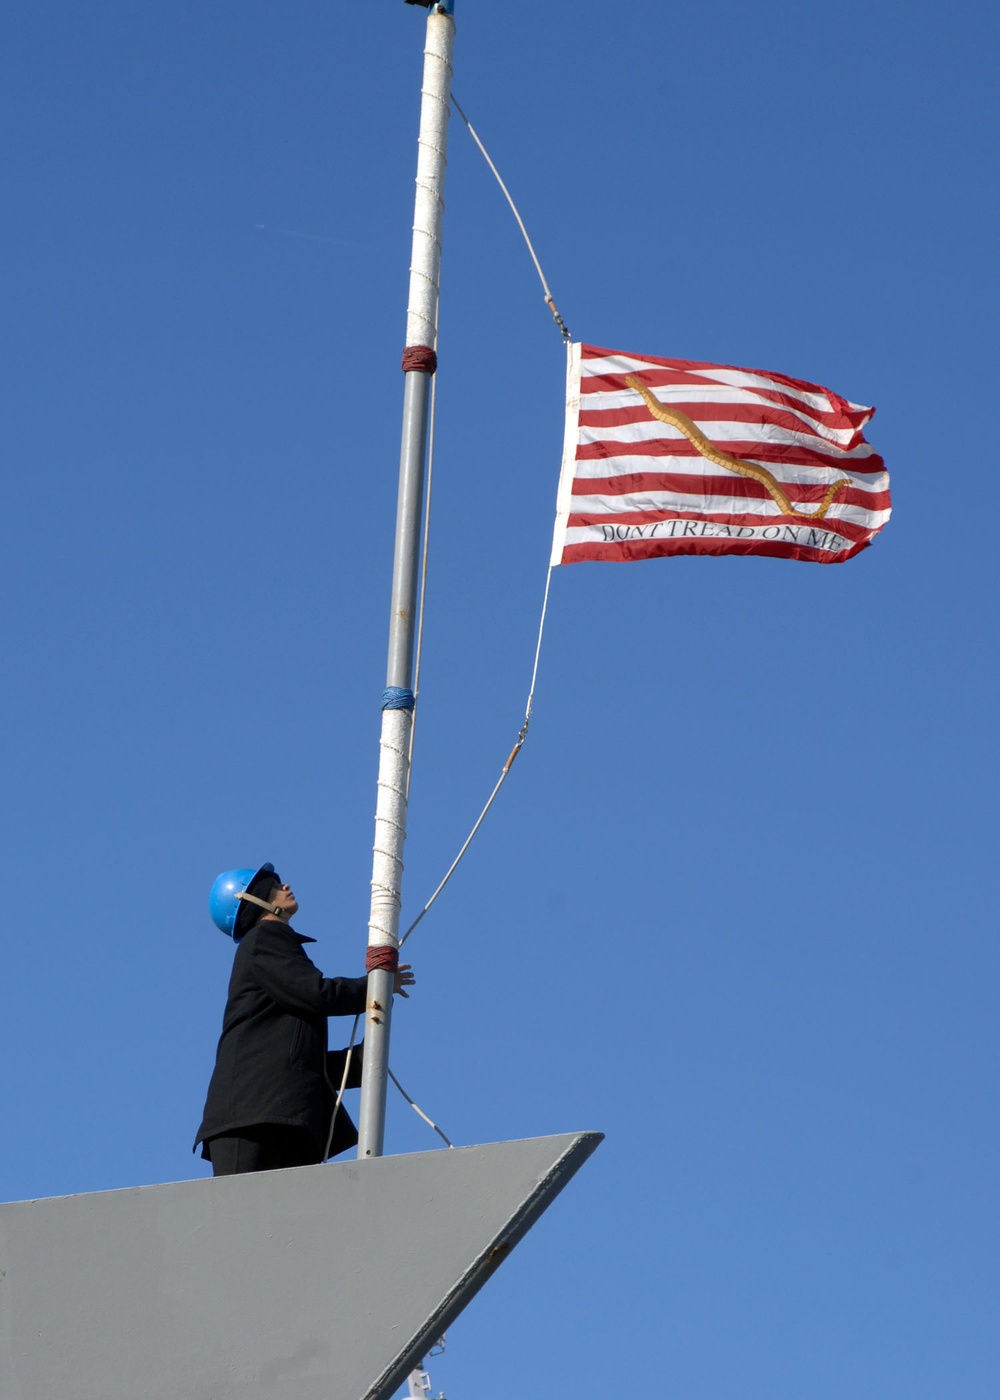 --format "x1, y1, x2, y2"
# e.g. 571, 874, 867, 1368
324, 1013, 360, 1162
400, 563, 554, 948
324, 1024, 454, 1155
393, 99, 568, 944
374, 98, 566, 1134
406, 369, 437, 800
451, 94, 571, 342
389, 1066, 455, 1148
